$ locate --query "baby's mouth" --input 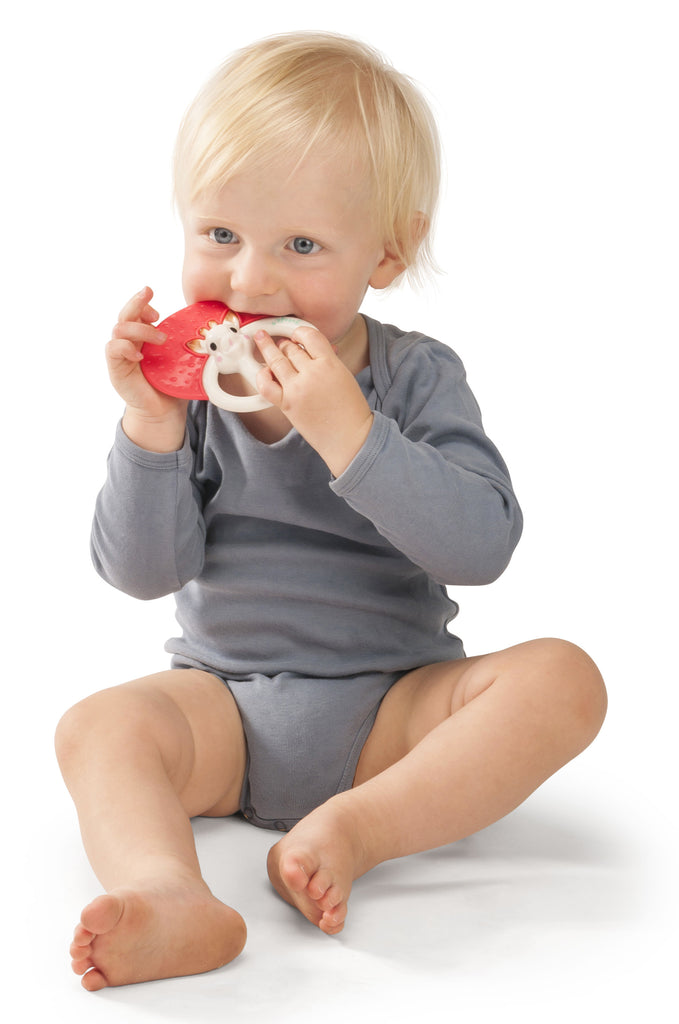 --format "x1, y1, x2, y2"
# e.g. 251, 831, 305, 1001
254, 312, 297, 323
231, 308, 296, 320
